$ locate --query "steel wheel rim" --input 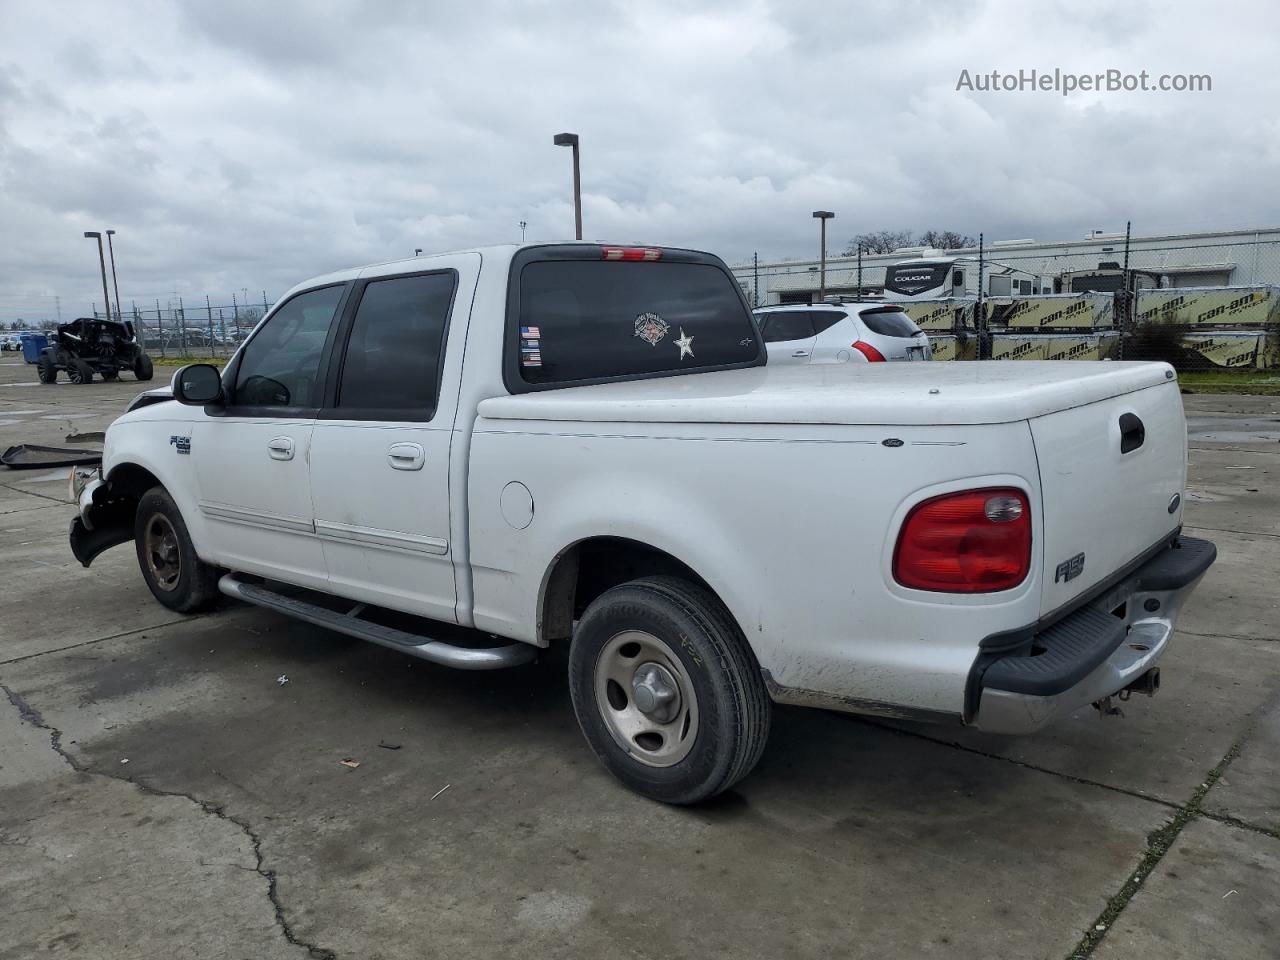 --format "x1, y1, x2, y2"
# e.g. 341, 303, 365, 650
594, 630, 698, 768
143, 513, 181, 591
